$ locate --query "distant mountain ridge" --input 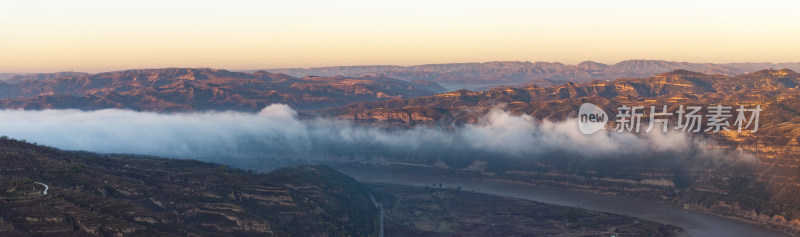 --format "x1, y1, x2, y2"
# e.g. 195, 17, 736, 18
258, 60, 800, 90
0, 68, 446, 111
324, 68, 800, 125
1, 72, 91, 83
